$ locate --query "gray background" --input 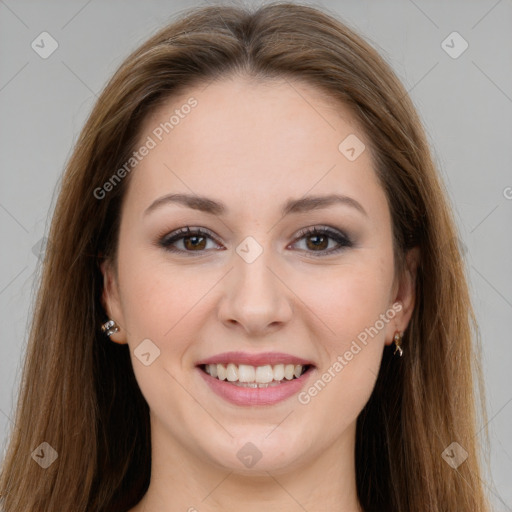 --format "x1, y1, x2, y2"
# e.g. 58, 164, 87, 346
0, 0, 511, 509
